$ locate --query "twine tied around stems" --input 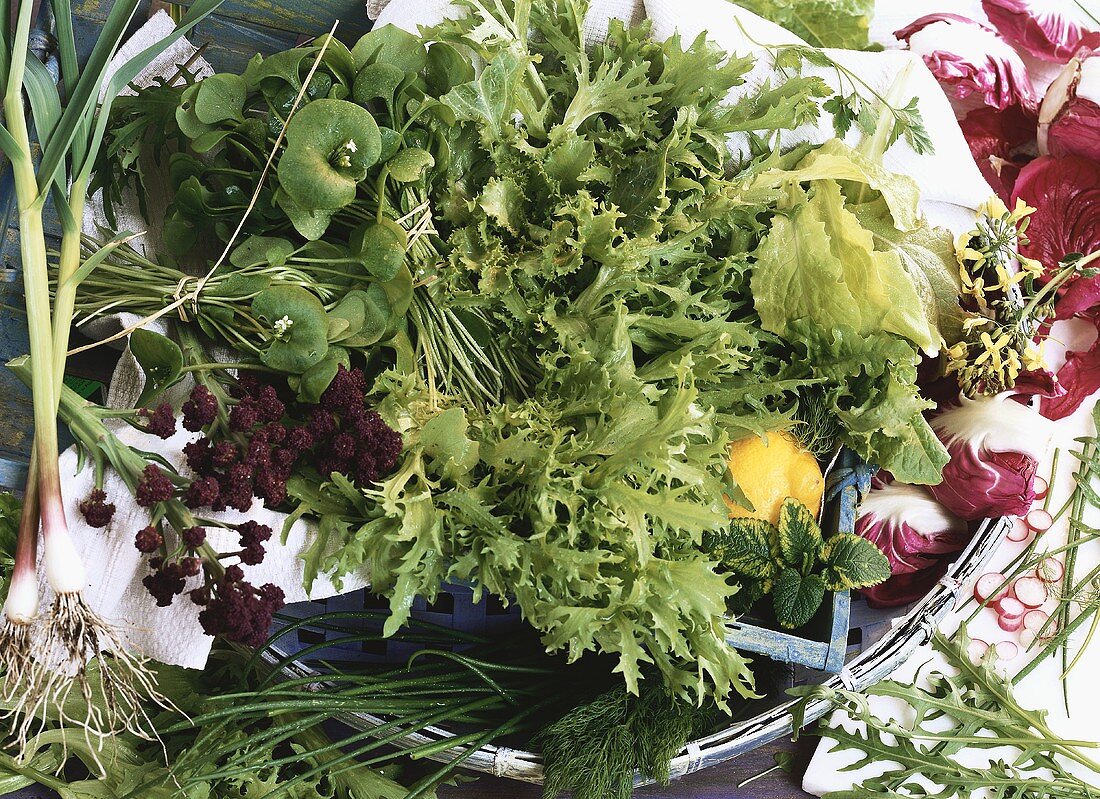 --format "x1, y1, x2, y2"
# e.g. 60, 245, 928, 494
67, 23, 340, 357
